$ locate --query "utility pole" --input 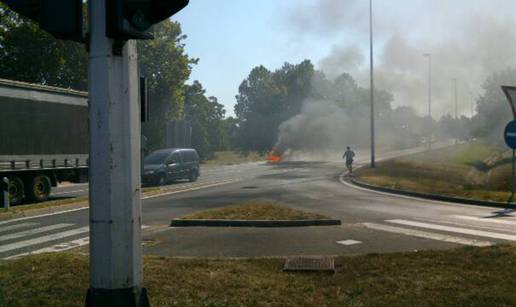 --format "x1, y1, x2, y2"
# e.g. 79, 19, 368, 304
369, 0, 376, 168
423, 53, 432, 149
86, 0, 146, 305
469, 91, 474, 118
453, 78, 458, 145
